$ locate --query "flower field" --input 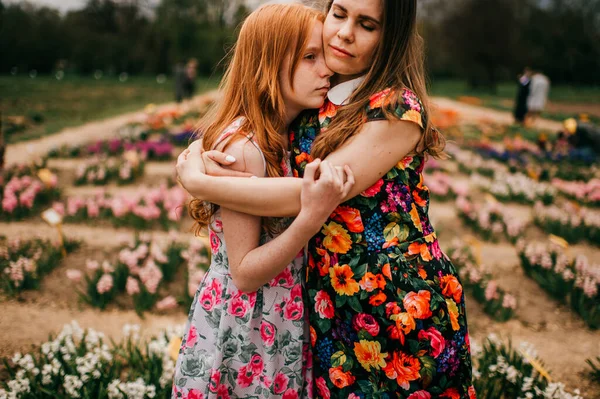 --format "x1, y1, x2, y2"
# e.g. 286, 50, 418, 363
1, 96, 598, 398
